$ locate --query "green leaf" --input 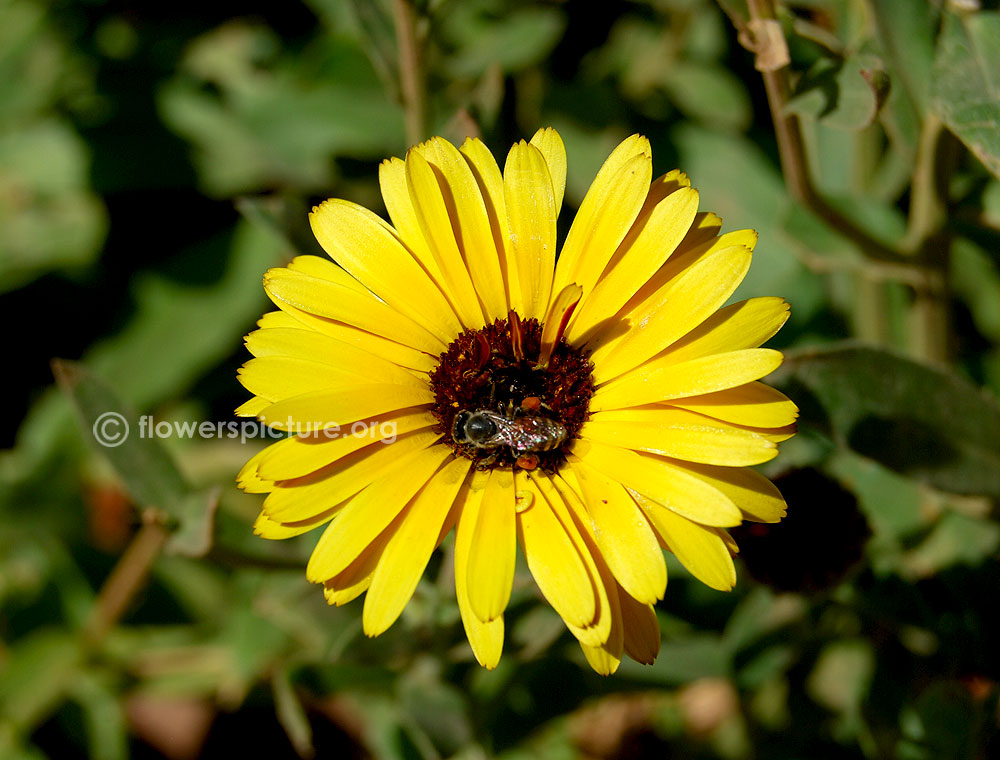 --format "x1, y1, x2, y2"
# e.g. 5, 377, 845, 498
932, 11, 1000, 180
53, 360, 188, 517
164, 488, 220, 558
898, 681, 980, 760
827, 452, 924, 574
900, 508, 1000, 578
617, 634, 729, 684
0, 629, 82, 736
786, 54, 891, 131
68, 672, 128, 760
0, 120, 107, 293
52, 362, 220, 555
723, 588, 805, 656
398, 663, 472, 756
663, 61, 752, 132
441, 4, 565, 79
869, 0, 936, 113
776, 345, 1000, 499
236, 194, 325, 260
0, 0, 73, 122
807, 639, 875, 714
159, 25, 405, 196
952, 236, 1000, 343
